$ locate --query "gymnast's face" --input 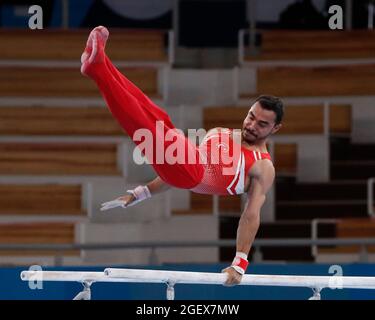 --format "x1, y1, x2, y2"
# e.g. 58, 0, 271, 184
242, 102, 281, 144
